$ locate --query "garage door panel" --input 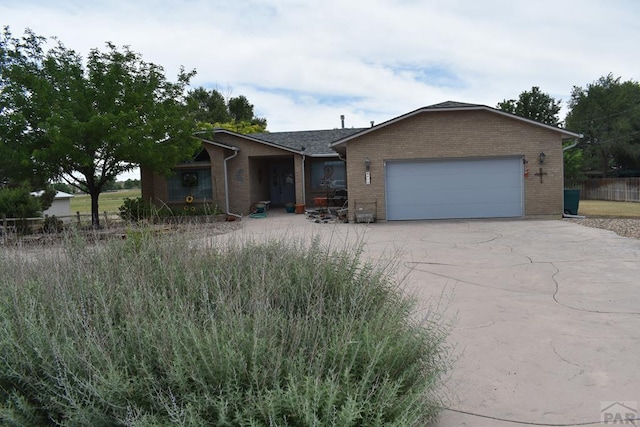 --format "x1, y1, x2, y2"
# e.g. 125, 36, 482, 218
392, 204, 519, 220
386, 158, 523, 220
